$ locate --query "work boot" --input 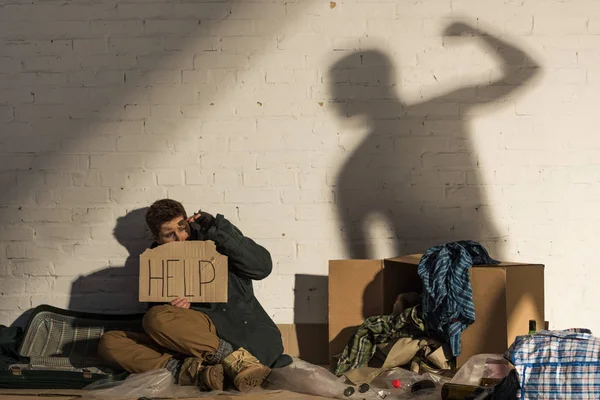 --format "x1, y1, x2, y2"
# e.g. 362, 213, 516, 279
178, 357, 224, 391
221, 348, 271, 392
